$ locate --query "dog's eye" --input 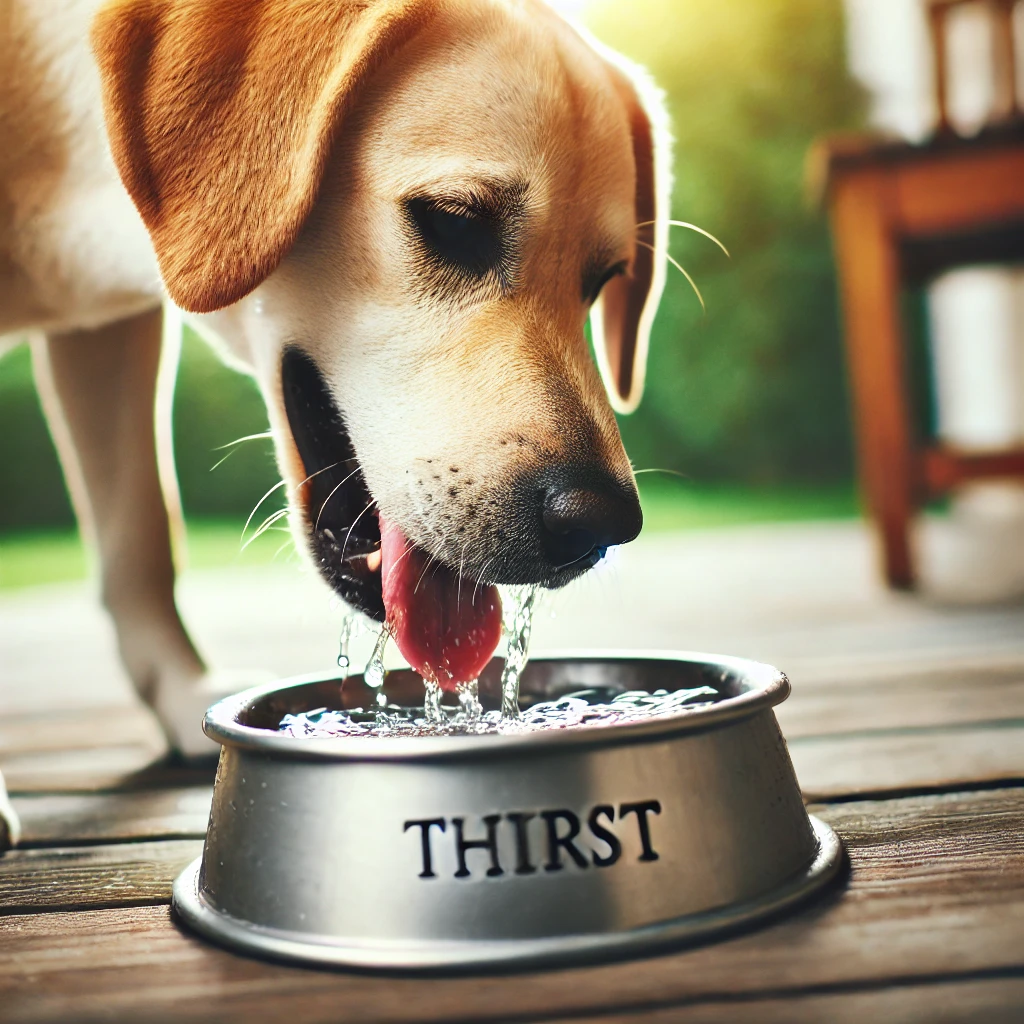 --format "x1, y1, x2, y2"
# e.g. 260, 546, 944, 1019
406, 198, 503, 278
585, 261, 628, 305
